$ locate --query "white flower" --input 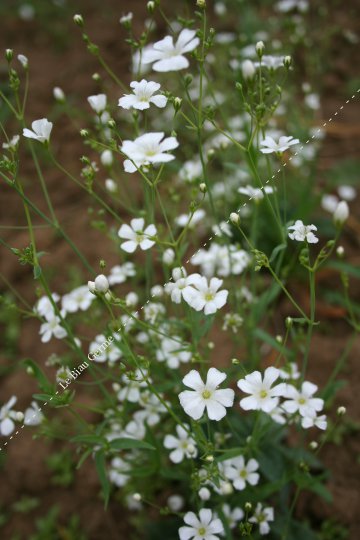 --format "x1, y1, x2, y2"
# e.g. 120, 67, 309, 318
242, 59, 256, 79
223, 456, 260, 490
23, 118, 53, 143
255, 55, 285, 70
321, 194, 339, 213
333, 201, 349, 225
249, 503, 274, 535
179, 508, 224, 540
282, 381, 324, 418
119, 12, 133, 25
163, 248, 175, 265
89, 334, 122, 364
260, 135, 299, 154
156, 336, 191, 369
88, 274, 110, 294
142, 28, 200, 72
288, 220, 319, 243
237, 367, 286, 413
87, 93, 107, 114
143, 302, 165, 324
120, 132, 179, 173
182, 276, 228, 315
62, 285, 94, 313
115, 369, 148, 403
238, 184, 275, 202
24, 401, 44, 426
175, 209, 206, 229
168, 494, 184, 512
276, 0, 308, 12
39, 314, 67, 343
100, 149, 113, 166
164, 424, 197, 463
118, 80, 167, 110
164, 267, 201, 304
53, 86, 65, 101
278, 362, 300, 381
135, 392, 167, 426
179, 368, 235, 421
2, 134, 20, 150
0, 396, 23, 436
108, 263, 135, 285
338, 185, 356, 201
109, 457, 130, 487
34, 293, 60, 319
191, 244, 250, 278
17, 54, 28, 68
301, 412, 327, 430
222, 504, 244, 529
118, 218, 157, 253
